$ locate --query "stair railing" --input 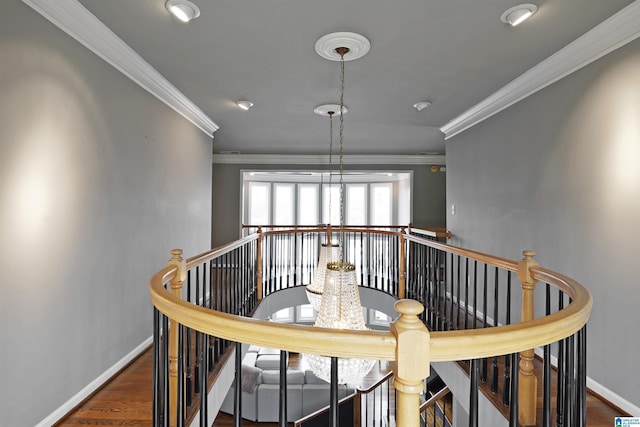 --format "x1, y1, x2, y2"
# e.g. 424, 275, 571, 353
150, 226, 591, 427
